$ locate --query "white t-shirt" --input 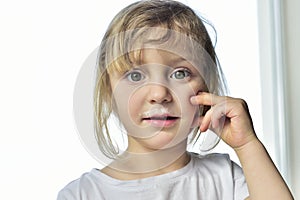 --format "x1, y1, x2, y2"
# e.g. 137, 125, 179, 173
57, 153, 249, 200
